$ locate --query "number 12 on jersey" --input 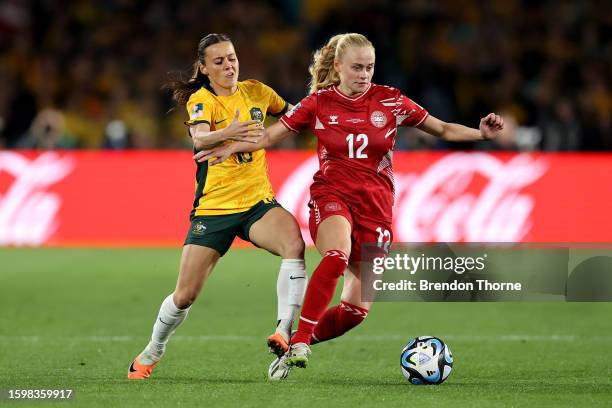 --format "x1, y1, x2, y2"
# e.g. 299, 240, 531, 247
376, 227, 391, 252
346, 133, 368, 159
